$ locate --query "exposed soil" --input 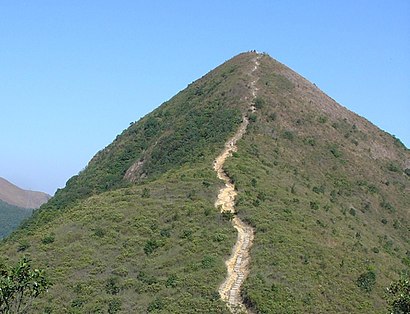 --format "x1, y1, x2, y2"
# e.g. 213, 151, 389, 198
214, 56, 260, 313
